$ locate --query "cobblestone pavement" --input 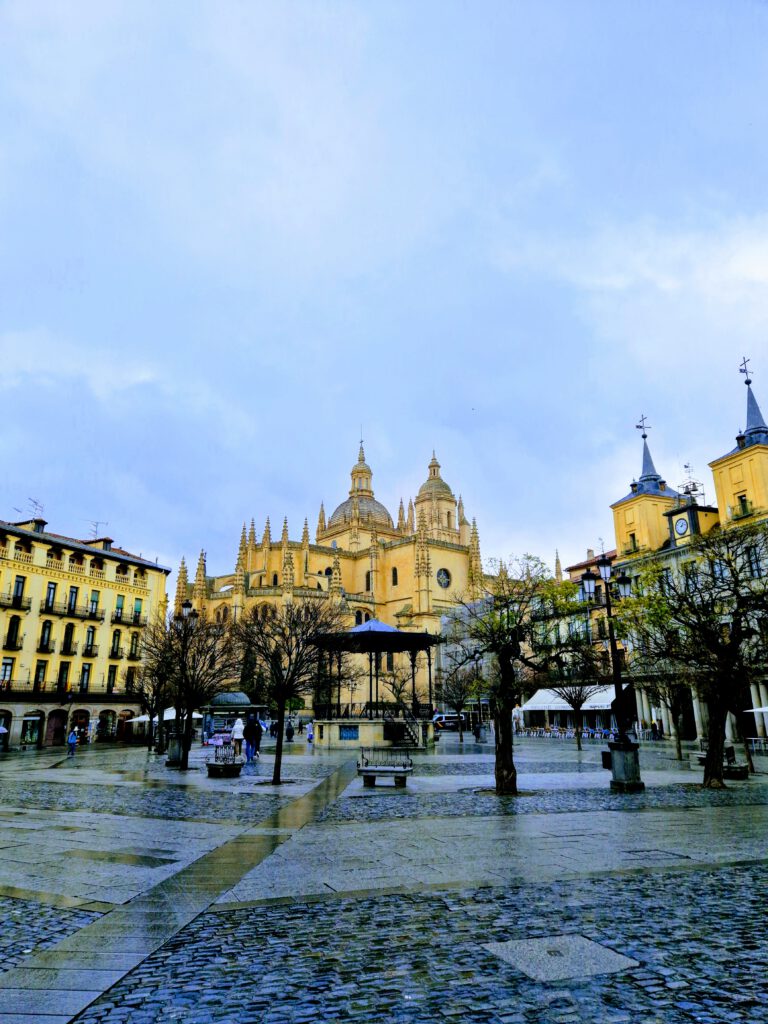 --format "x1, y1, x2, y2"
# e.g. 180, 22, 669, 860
317, 779, 768, 824
73, 863, 768, 1024
1, 898, 102, 972
0, 739, 766, 1023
